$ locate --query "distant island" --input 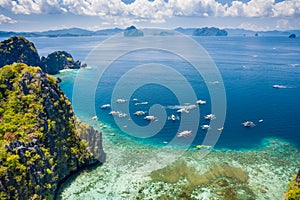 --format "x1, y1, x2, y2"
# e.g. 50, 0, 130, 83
0, 27, 123, 38
289, 34, 296, 38
192, 27, 228, 36
1, 27, 299, 38
123, 26, 144, 37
